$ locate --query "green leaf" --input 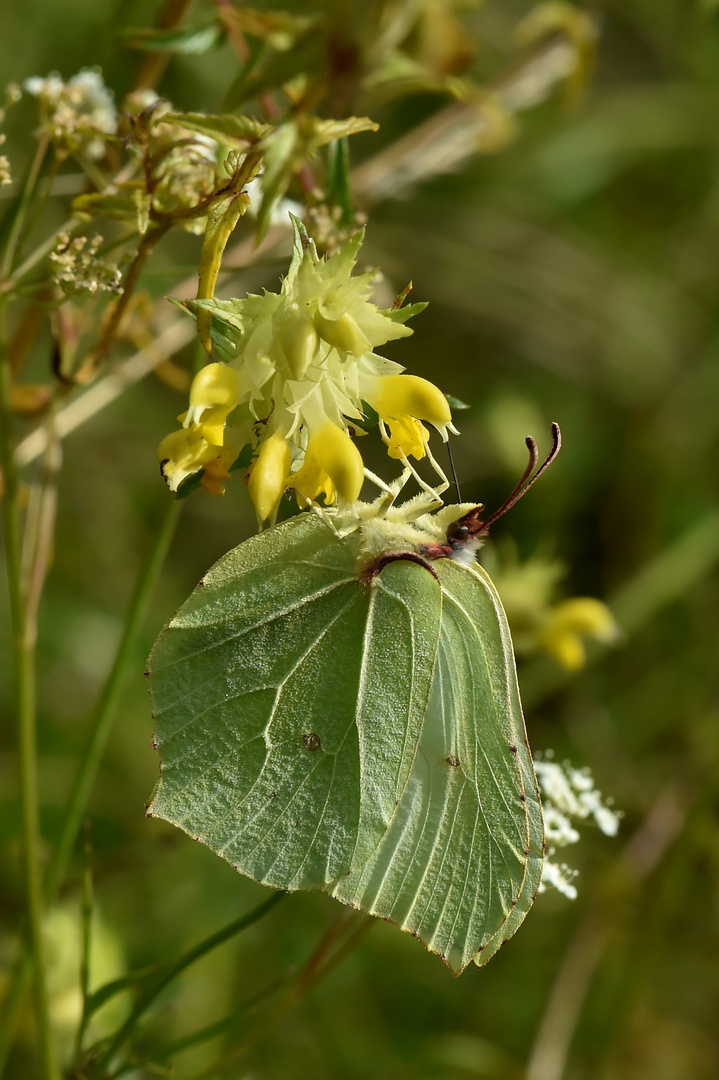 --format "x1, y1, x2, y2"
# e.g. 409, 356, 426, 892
161, 112, 270, 149
169, 298, 242, 365
147, 507, 543, 973
255, 116, 378, 240
380, 301, 428, 324
121, 22, 226, 55
445, 394, 471, 410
